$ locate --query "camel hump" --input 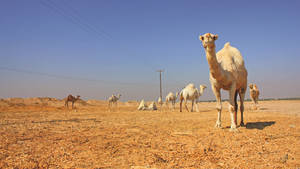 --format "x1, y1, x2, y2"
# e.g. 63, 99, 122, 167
186, 83, 195, 88
224, 42, 231, 48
